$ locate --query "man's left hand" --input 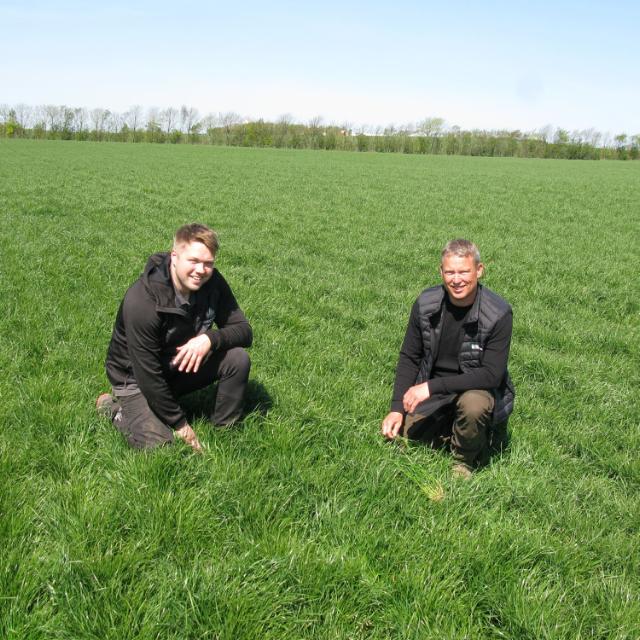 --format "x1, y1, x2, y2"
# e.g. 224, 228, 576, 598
175, 423, 203, 452
172, 334, 212, 373
403, 382, 430, 414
